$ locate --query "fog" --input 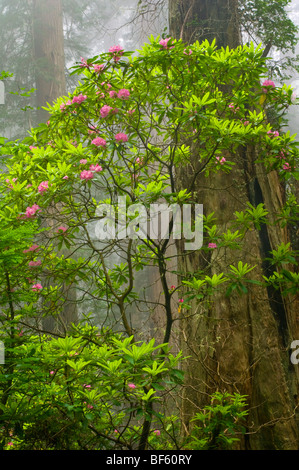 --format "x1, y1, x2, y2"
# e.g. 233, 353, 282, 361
0, 0, 298, 334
